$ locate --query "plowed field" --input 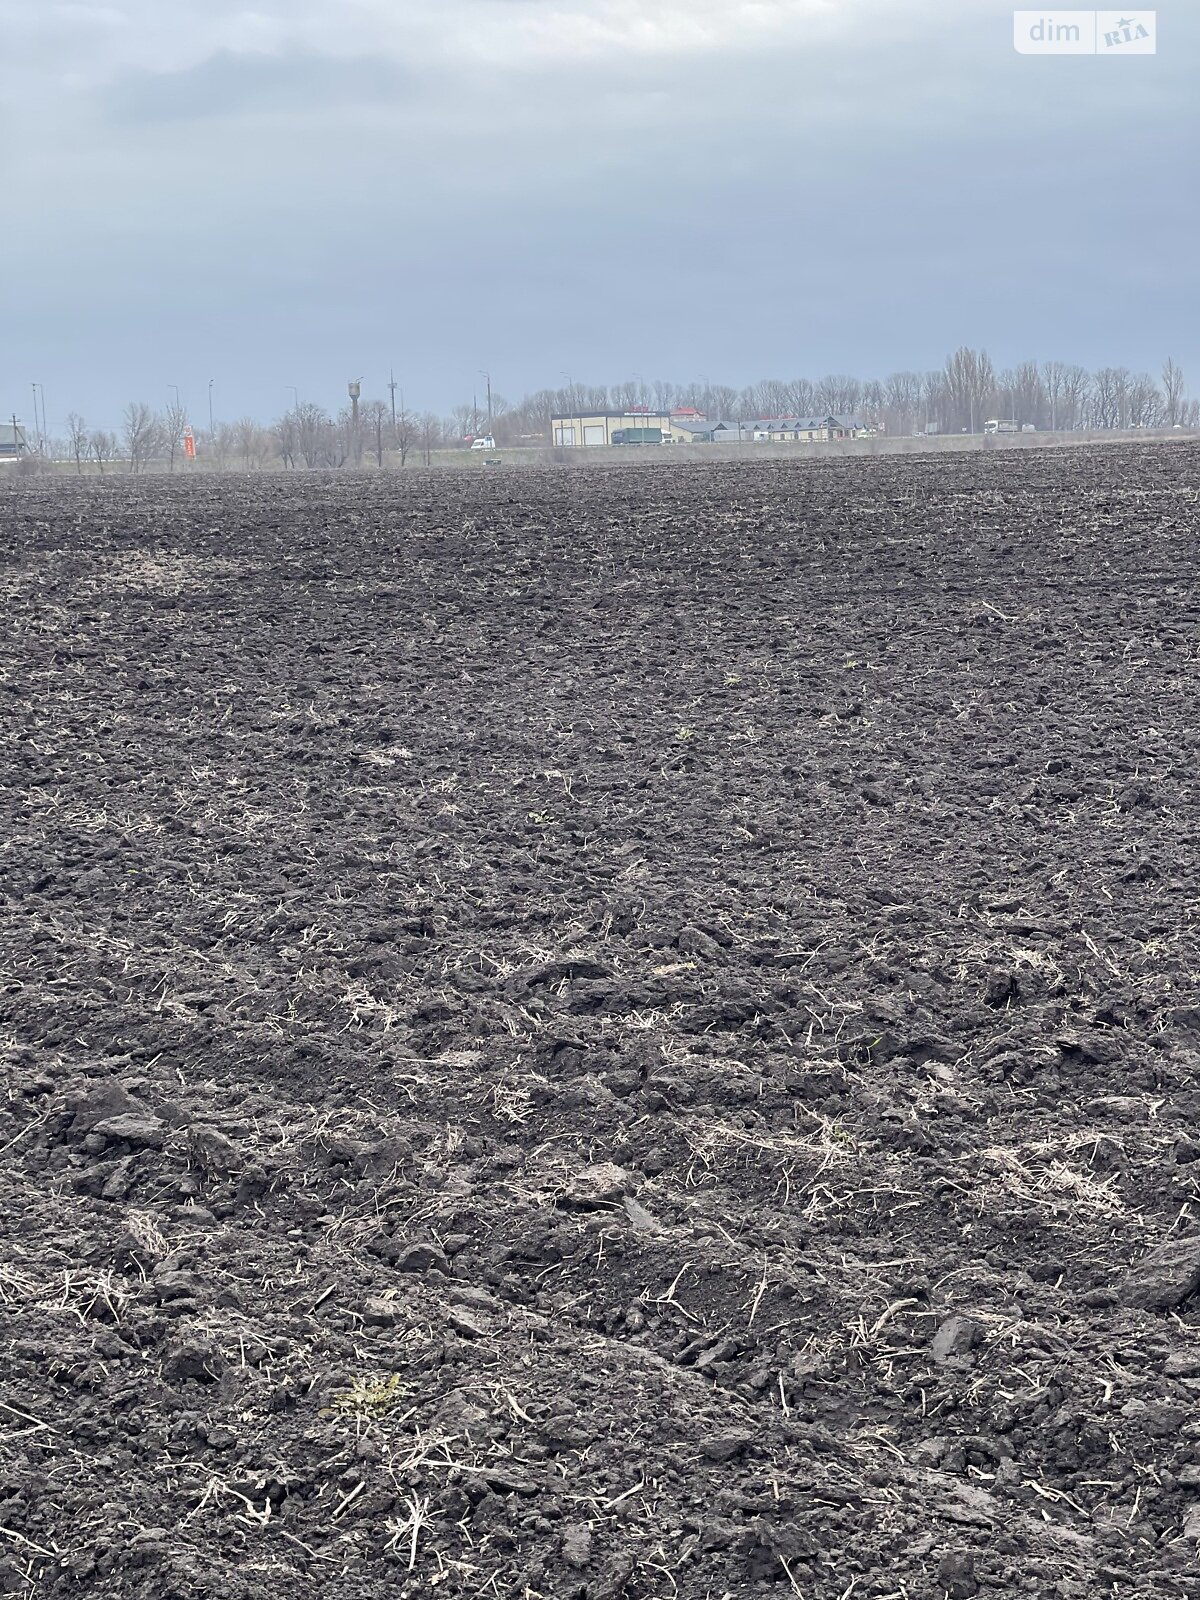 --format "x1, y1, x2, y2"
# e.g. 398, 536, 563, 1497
2, 445, 1199, 1598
